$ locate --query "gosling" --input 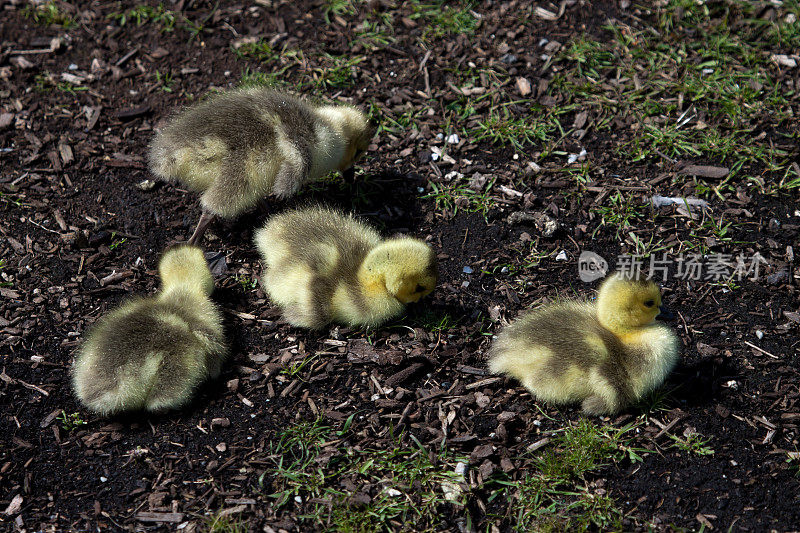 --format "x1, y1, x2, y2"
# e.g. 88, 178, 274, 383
488, 273, 679, 415
254, 206, 437, 329
148, 89, 377, 244
71, 245, 227, 415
